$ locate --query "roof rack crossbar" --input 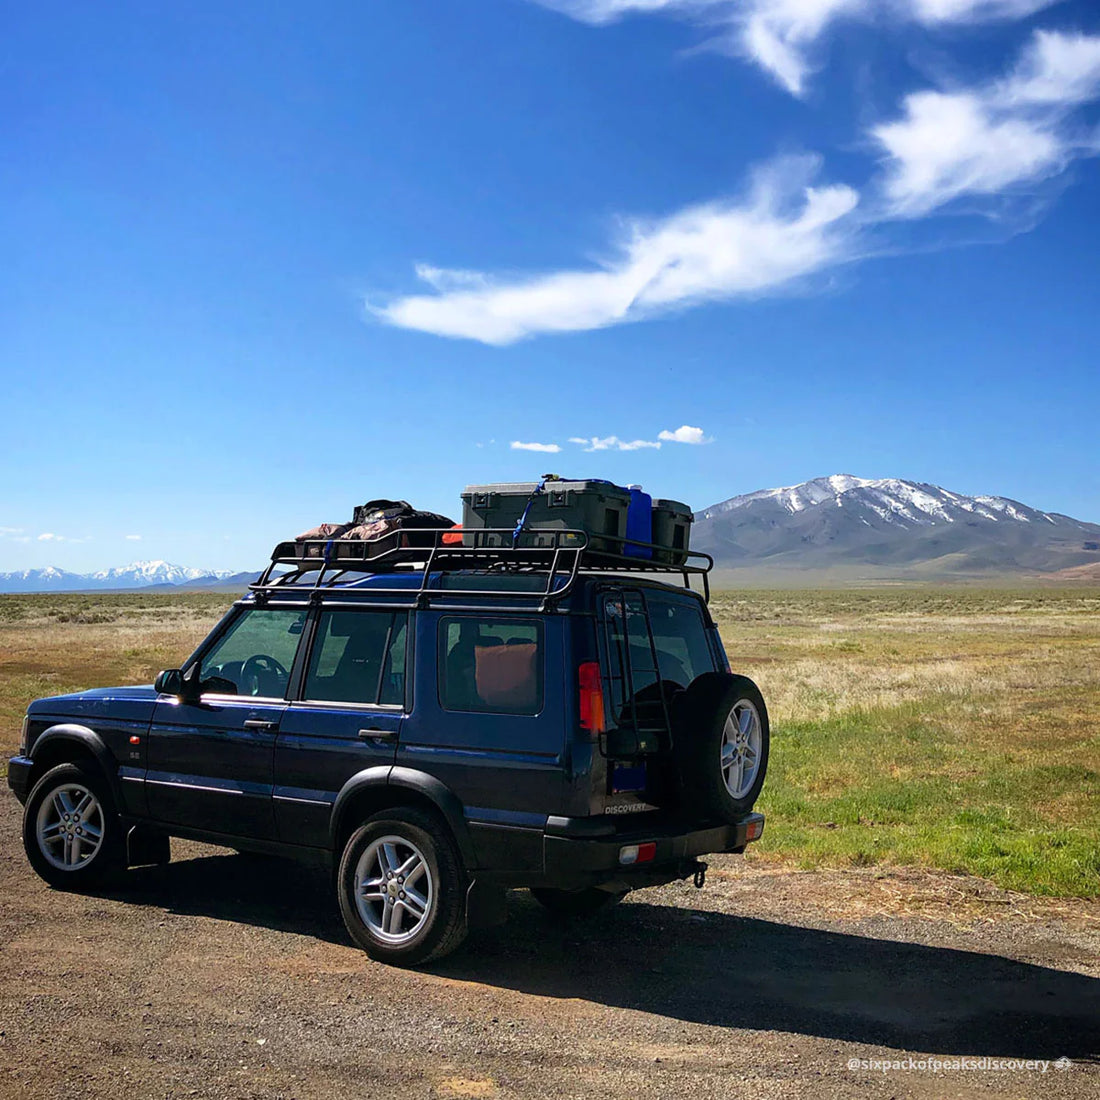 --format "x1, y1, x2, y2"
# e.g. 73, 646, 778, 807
248, 527, 713, 606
